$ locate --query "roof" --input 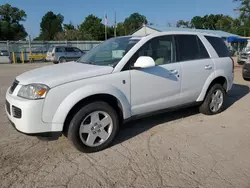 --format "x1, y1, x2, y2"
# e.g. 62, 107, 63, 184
134, 25, 242, 38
